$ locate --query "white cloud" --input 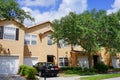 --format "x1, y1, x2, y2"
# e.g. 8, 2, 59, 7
107, 0, 120, 14
18, 0, 56, 7
21, 0, 87, 27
